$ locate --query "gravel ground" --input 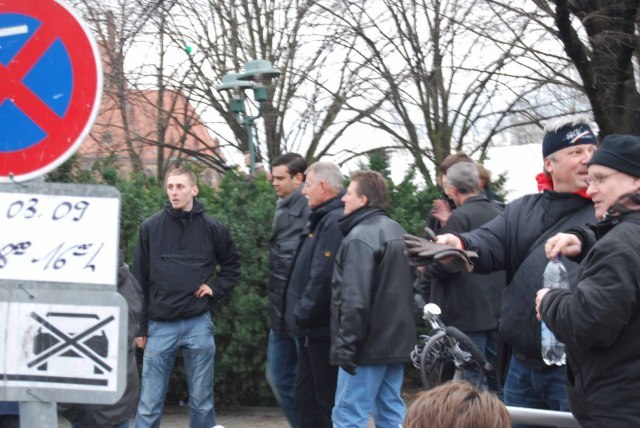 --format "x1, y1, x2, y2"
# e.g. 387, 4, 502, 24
57, 405, 379, 427
57, 389, 420, 427
160, 405, 290, 428
57, 406, 289, 428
